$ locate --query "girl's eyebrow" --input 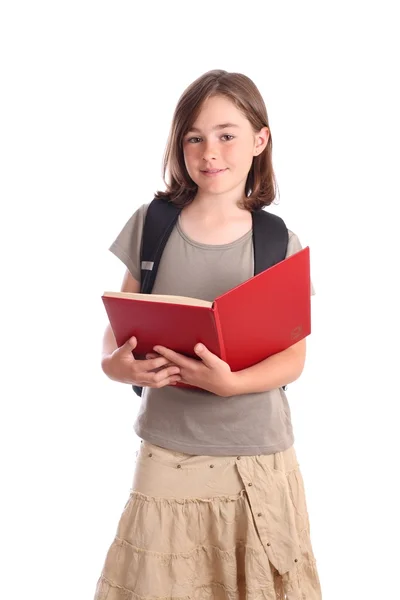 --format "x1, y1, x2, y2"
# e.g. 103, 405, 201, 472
187, 123, 240, 134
